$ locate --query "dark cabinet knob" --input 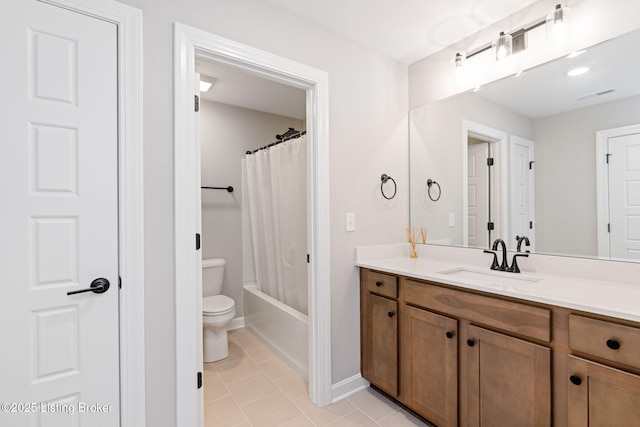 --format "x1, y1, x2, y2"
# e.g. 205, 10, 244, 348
388, 311, 395, 318
446, 331, 454, 339
467, 339, 475, 347
606, 339, 621, 350
570, 375, 582, 386
376, 281, 383, 287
